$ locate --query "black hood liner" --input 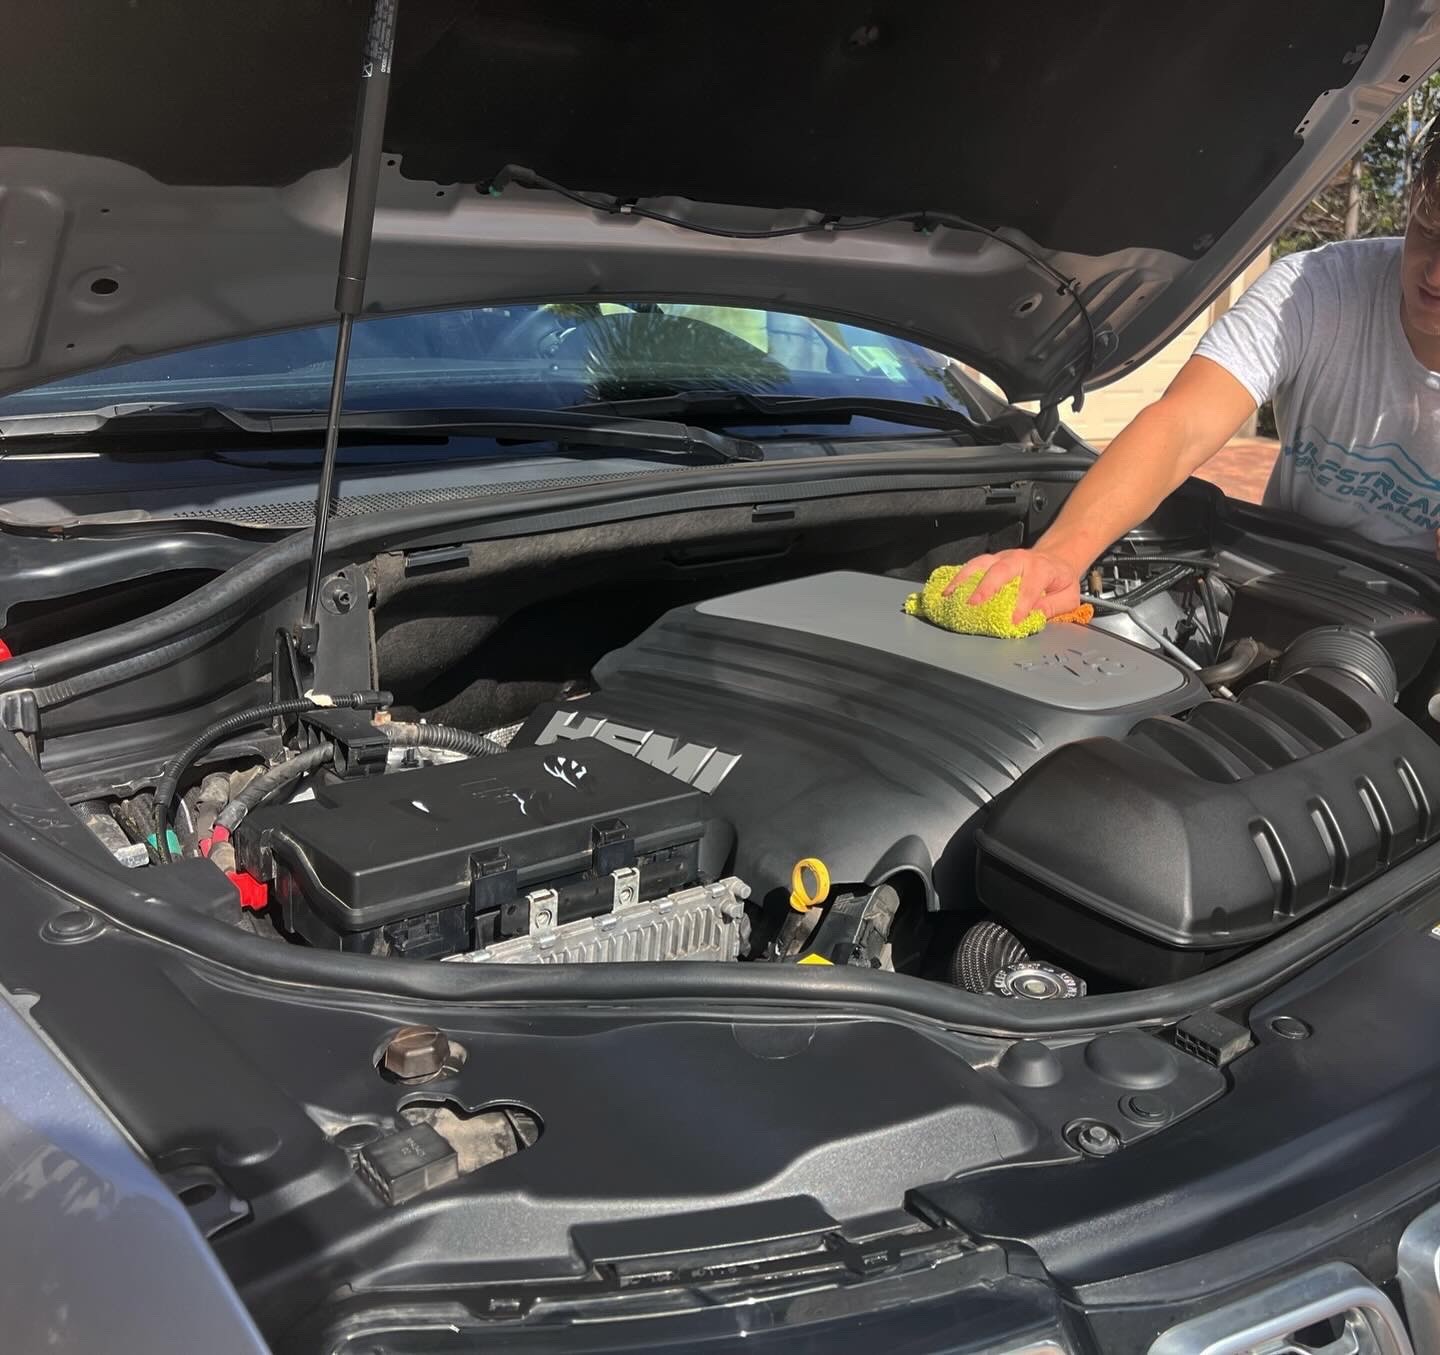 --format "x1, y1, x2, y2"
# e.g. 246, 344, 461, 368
11, 0, 1379, 260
